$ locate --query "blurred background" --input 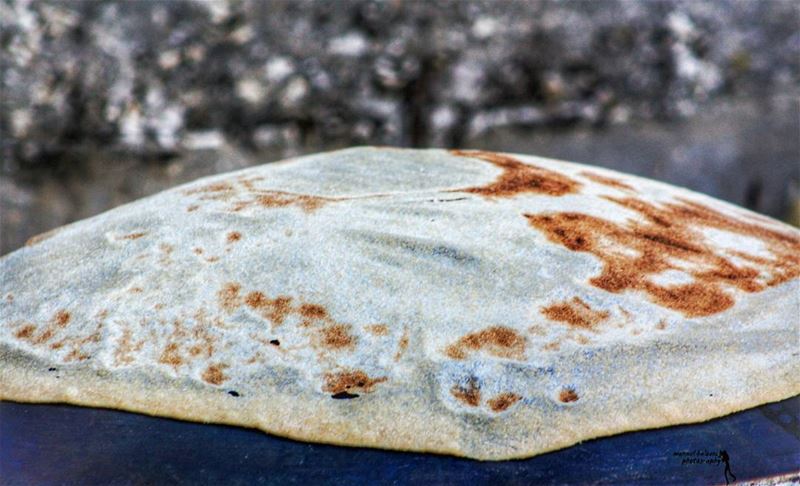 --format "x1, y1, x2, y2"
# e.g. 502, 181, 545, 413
1, 0, 798, 255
